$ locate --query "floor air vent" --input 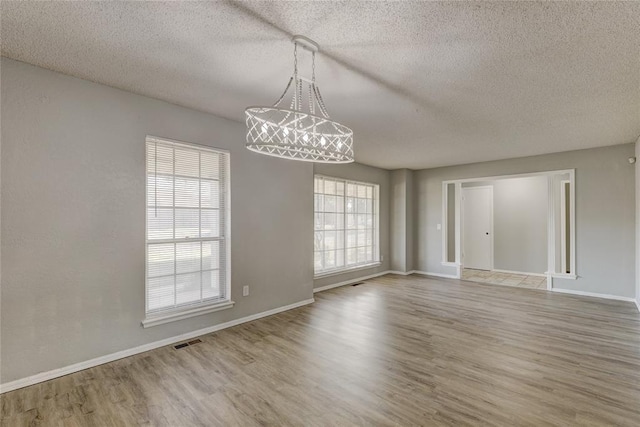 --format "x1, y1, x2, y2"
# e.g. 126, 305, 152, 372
351, 282, 365, 287
174, 338, 202, 350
